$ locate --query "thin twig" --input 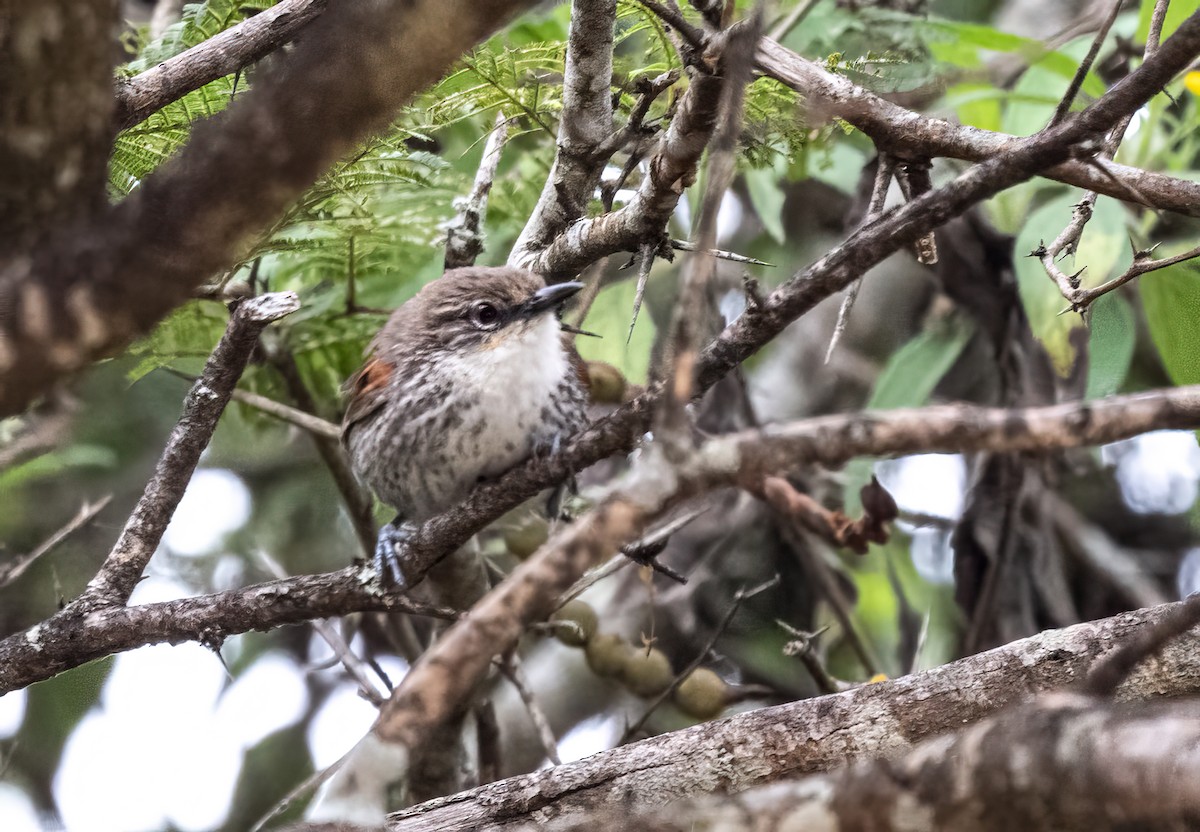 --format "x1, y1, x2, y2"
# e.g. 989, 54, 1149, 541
499, 654, 561, 765
669, 239, 774, 266
777, 621, 848, 695
163, 367, 342, 440
623, 576, 779, 740
0, 496, 113, 589
766, 0, 820, 42
628, 242, 657, 344
826, 153, 895, 363
256, 550, 386, 706
445, 111, 510, 270
1049, 0, 1124, 126
1061, 241, 1200, 313
1042, 0, 1174, 310
660, 13, 761, 448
